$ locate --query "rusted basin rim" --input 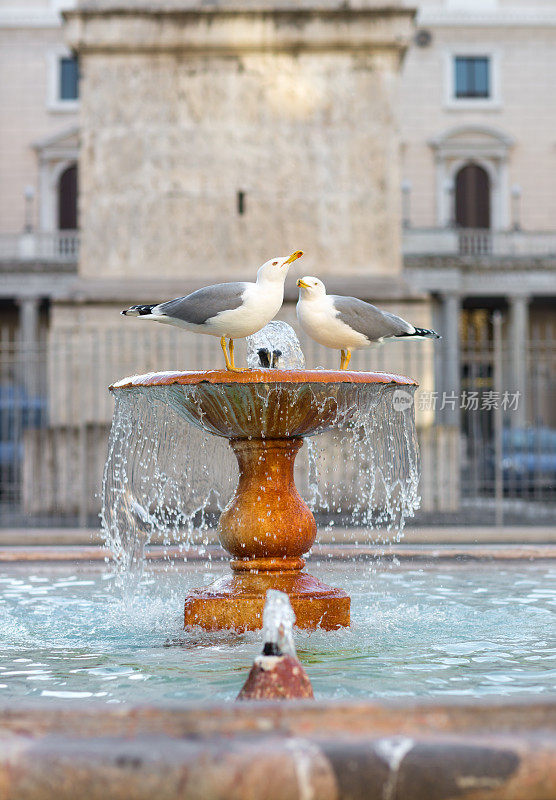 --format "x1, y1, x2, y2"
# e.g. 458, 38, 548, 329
1, 700, 555, 800
110, 369, 419, 391
2, 697, 555, 738
0, 731, 551, 800
1, 543, 556, 563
